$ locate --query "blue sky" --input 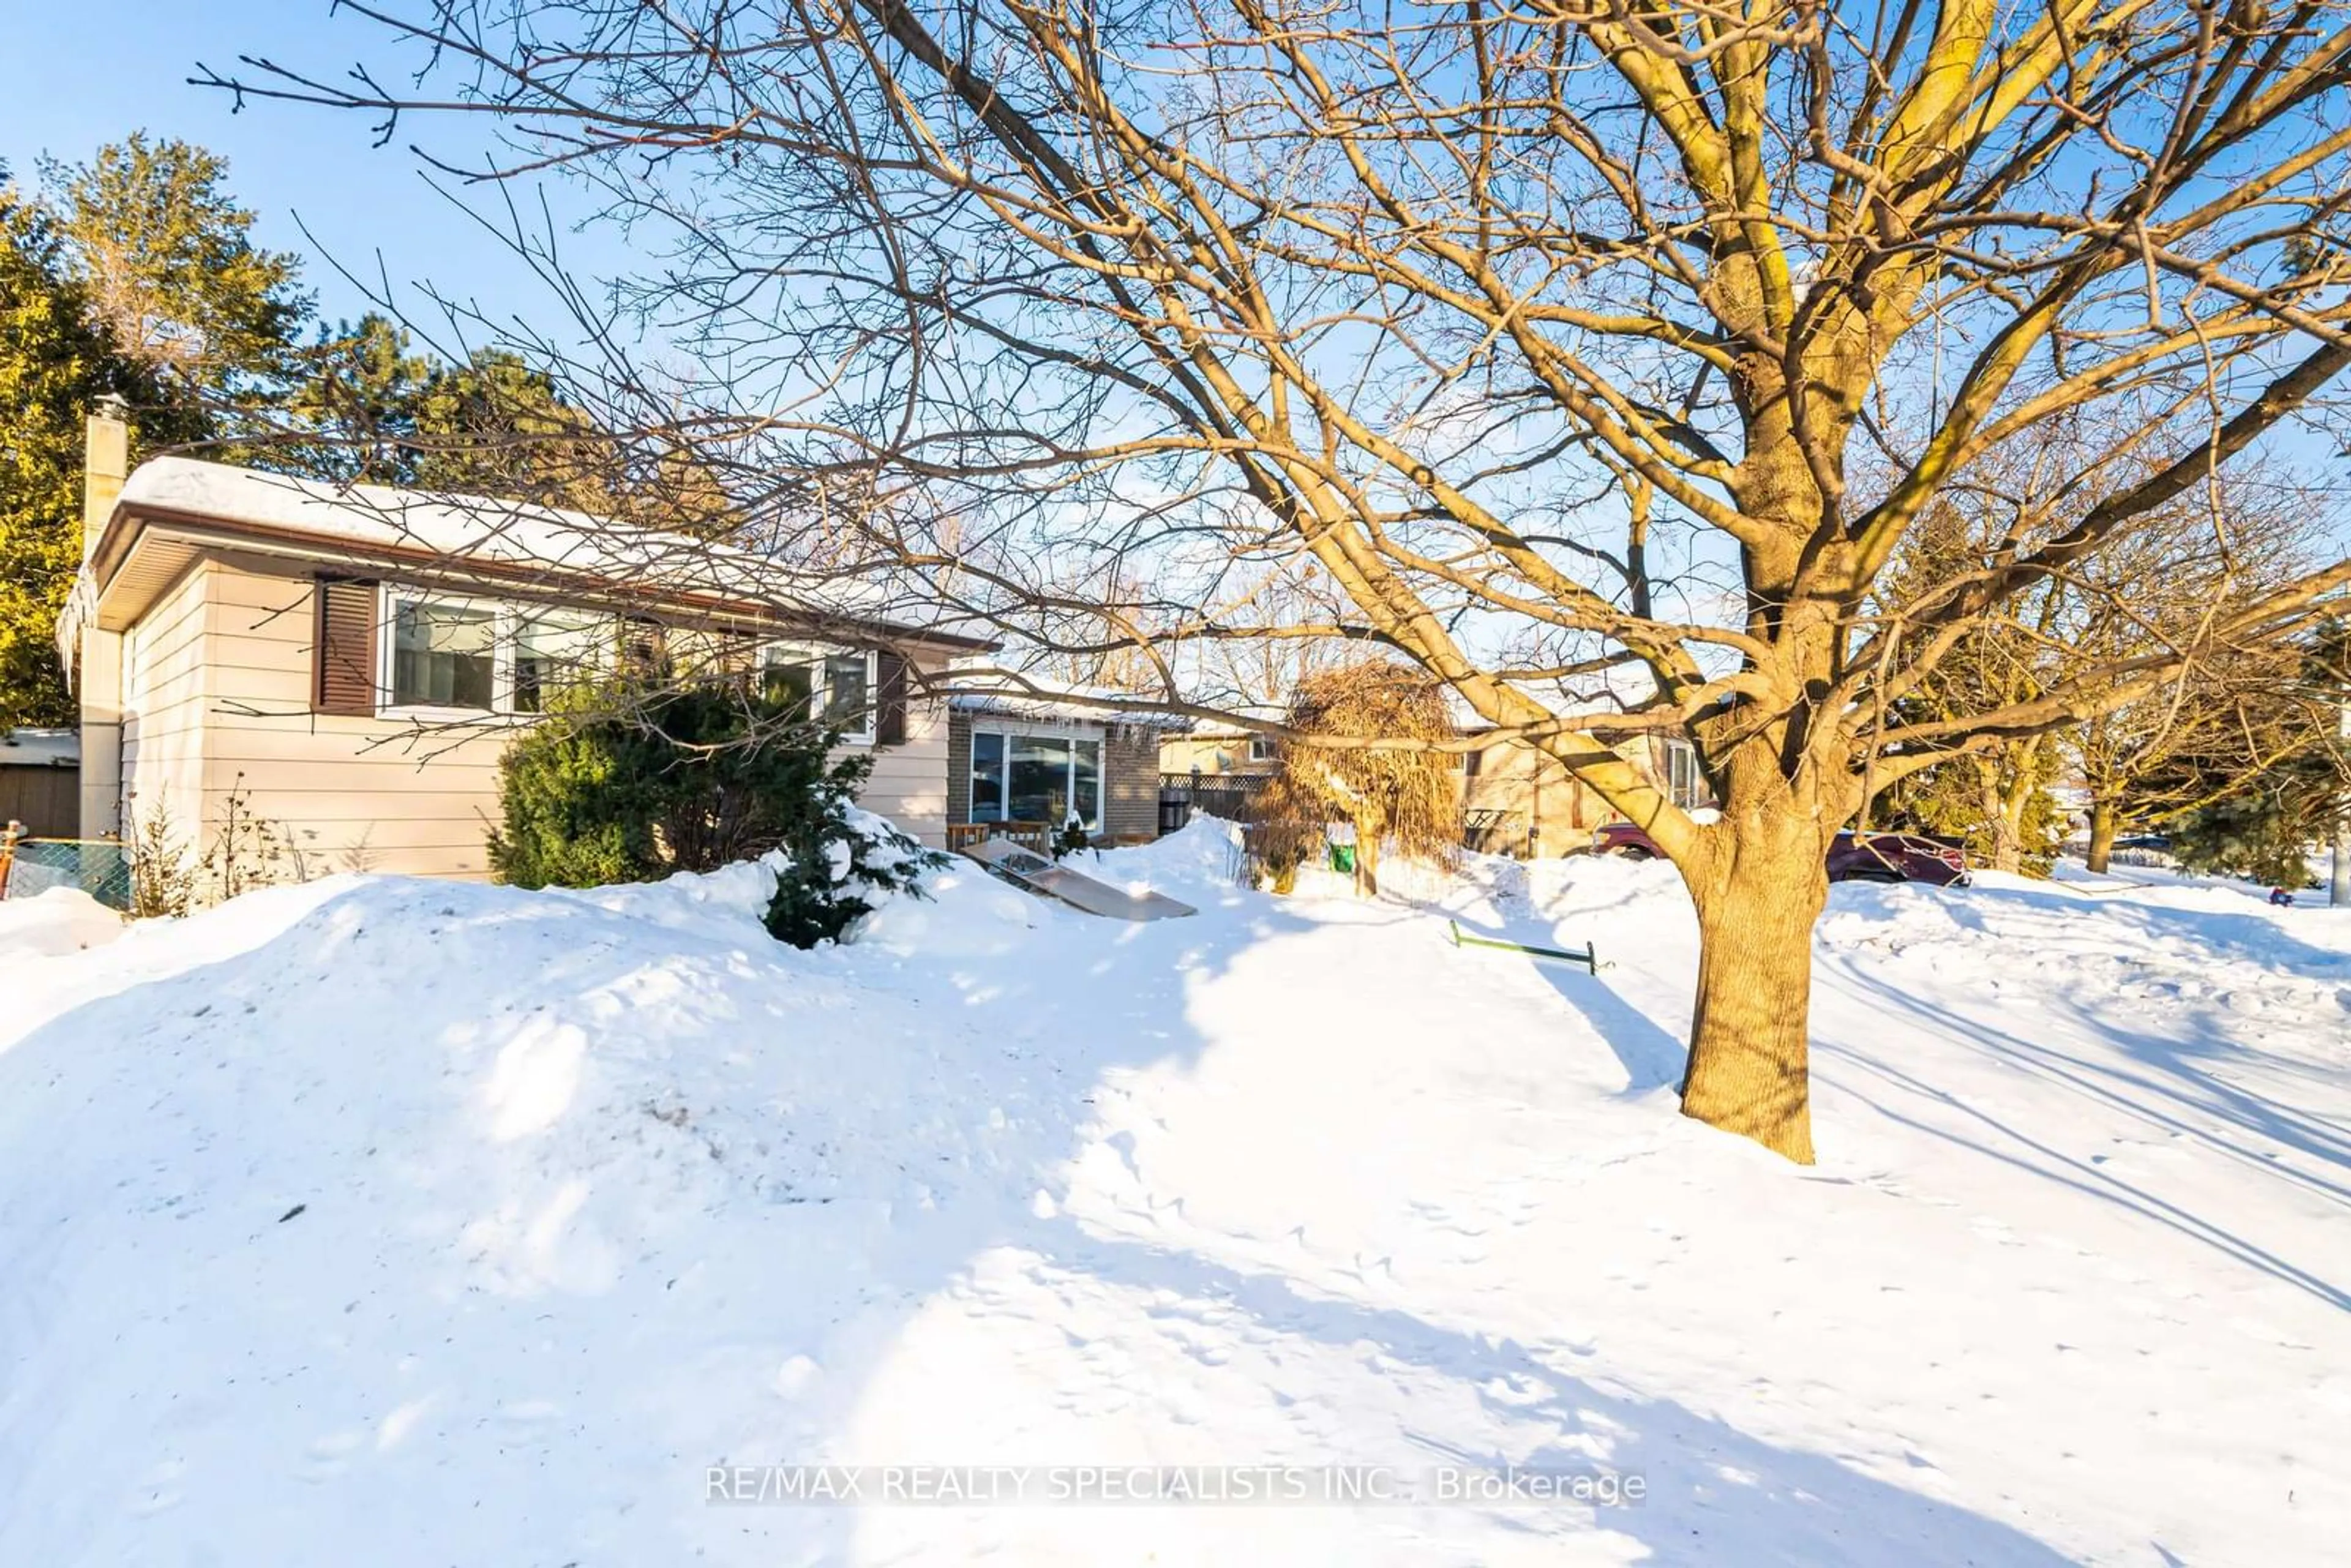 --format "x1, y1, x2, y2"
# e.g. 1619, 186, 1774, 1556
0, 1, 602, 345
